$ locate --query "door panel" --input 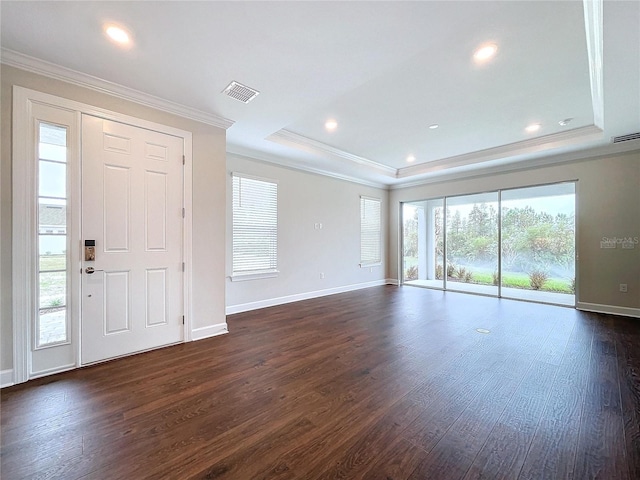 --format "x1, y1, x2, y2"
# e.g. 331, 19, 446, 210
146, 268, 168, 326
81, 115, 183, 364
104, 271, 130, 334
103, 164, 130, 251
145, 171, 168, 250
